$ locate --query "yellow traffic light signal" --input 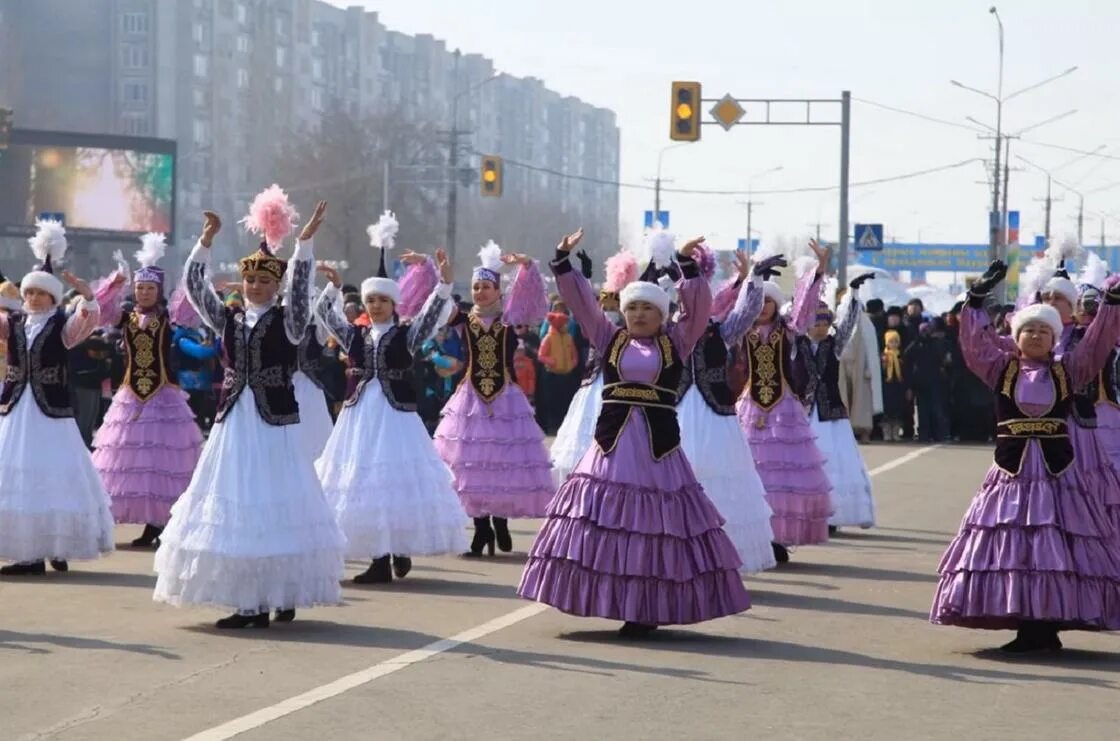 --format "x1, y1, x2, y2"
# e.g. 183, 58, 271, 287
669, 82, 701, 142
480, 155, 502, 197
